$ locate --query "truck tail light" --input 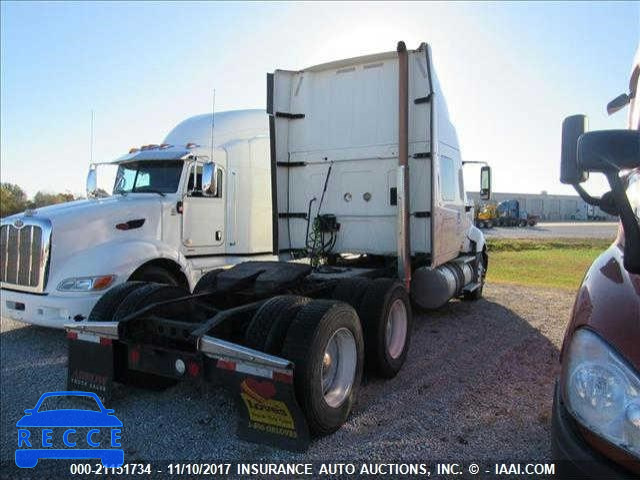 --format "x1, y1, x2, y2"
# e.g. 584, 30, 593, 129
188, 361, 200, 377
129, 348, 140, 365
